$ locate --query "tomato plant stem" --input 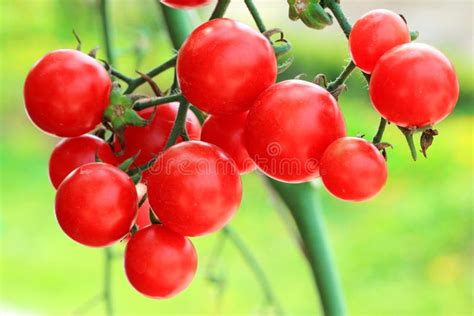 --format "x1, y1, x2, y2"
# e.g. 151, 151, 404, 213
326, 60, 356, 93
165, 97, 190, 149
159, 3, 195, 49
210, 0, 231, 20
223, 226, 284, 315
325, 0, 352, 38
99, 0, 115, 66
267, 179, 346, 316
244, 0, 266, 33
123, 56, 177, 94
133, 93, 182, 110
104, 248, 113, 316
372, 117, 388, 144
